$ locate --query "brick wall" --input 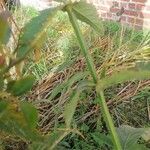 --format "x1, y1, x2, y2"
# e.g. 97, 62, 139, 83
87, 0, 150, 30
